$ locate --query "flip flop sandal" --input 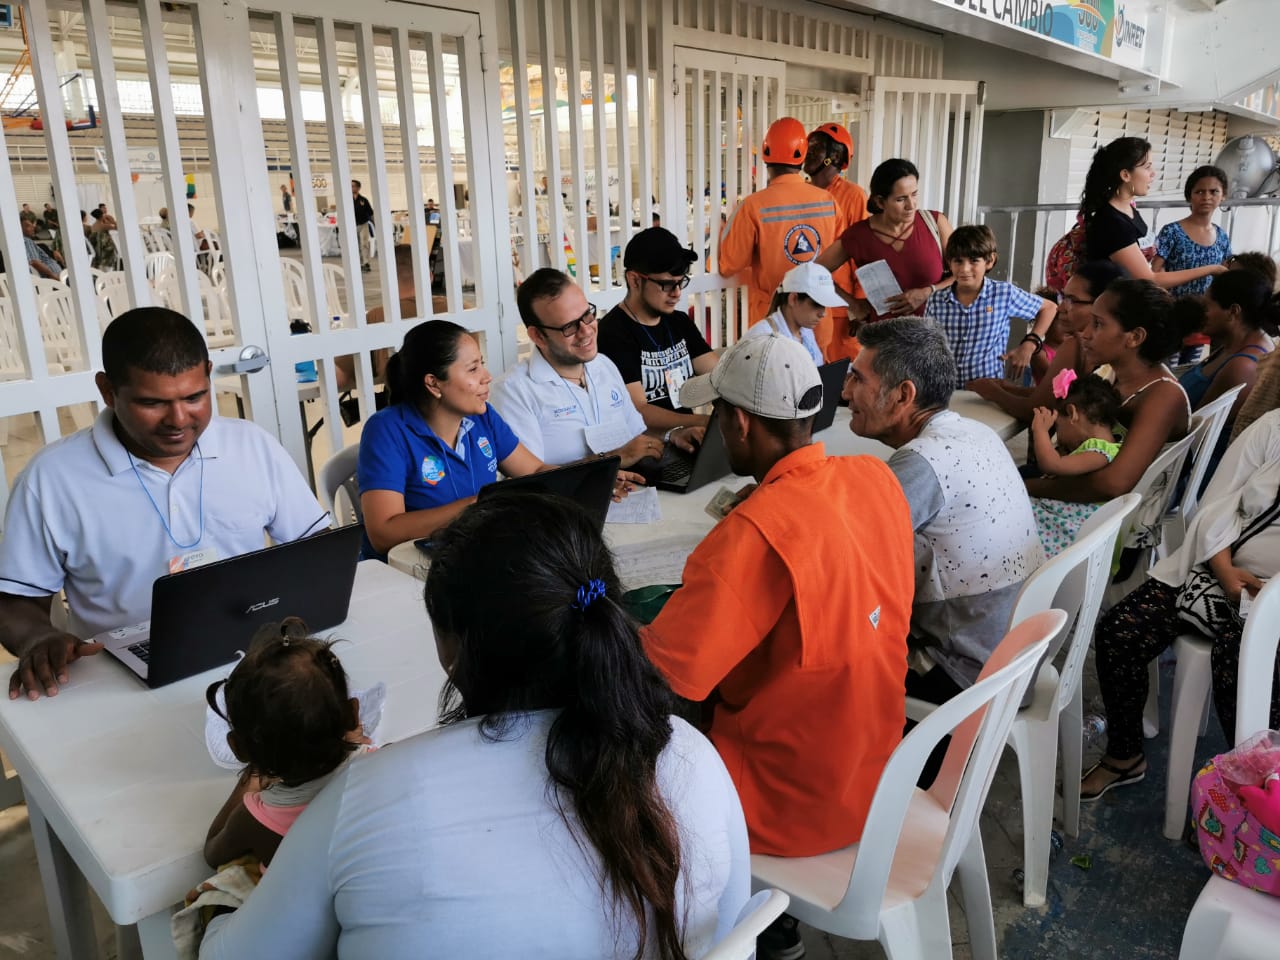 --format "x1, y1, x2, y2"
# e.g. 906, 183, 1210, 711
1081, 754, 1146, 802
